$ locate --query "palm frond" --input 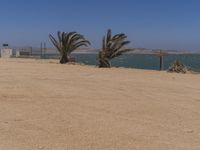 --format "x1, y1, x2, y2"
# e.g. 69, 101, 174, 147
70, 40, 90, 53
57, 31, 62, 44
49, 34, 61, 52
66, 32, 77, 46
112, 33, 126, 41
106, 29, 112, 44
62, 32, 68, 51
68, 33, 90, 50
102, 36, 106, 50
98, 29, 132, 67
111, 48, 132, 59
117, 41, 130, 51
49, 31, 90, 63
